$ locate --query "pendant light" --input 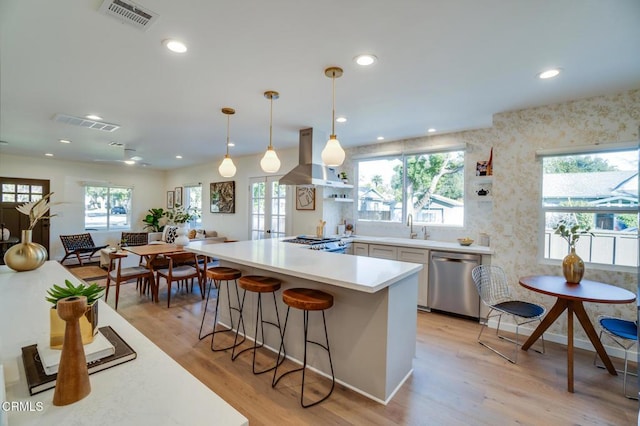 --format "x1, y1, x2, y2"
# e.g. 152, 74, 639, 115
321, 66, 346, 167
260, 91, 281, 173
218, 107, 237, 178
